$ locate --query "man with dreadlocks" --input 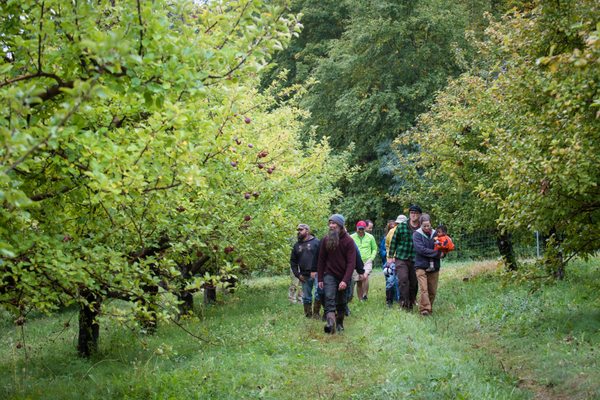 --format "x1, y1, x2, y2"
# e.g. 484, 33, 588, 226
317, 214, 357, 334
